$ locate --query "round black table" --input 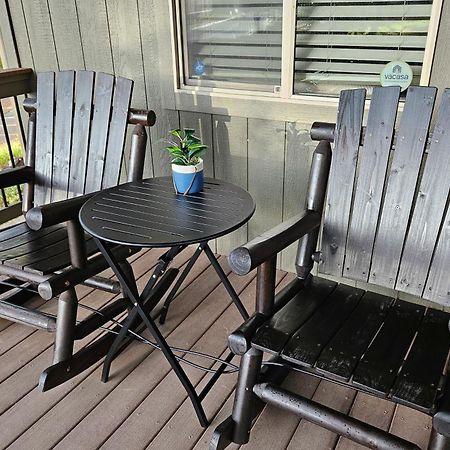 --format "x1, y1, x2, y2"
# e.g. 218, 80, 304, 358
80, 177, 255, 247
79, 177, 255, 426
